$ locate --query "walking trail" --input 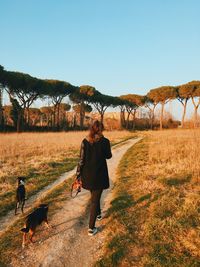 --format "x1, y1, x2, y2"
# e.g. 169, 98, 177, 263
0, 166, 76, 236
11, 137, 142, 267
